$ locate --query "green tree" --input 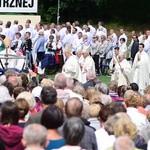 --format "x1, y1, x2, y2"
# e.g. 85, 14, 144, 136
38, 0, 150, 24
